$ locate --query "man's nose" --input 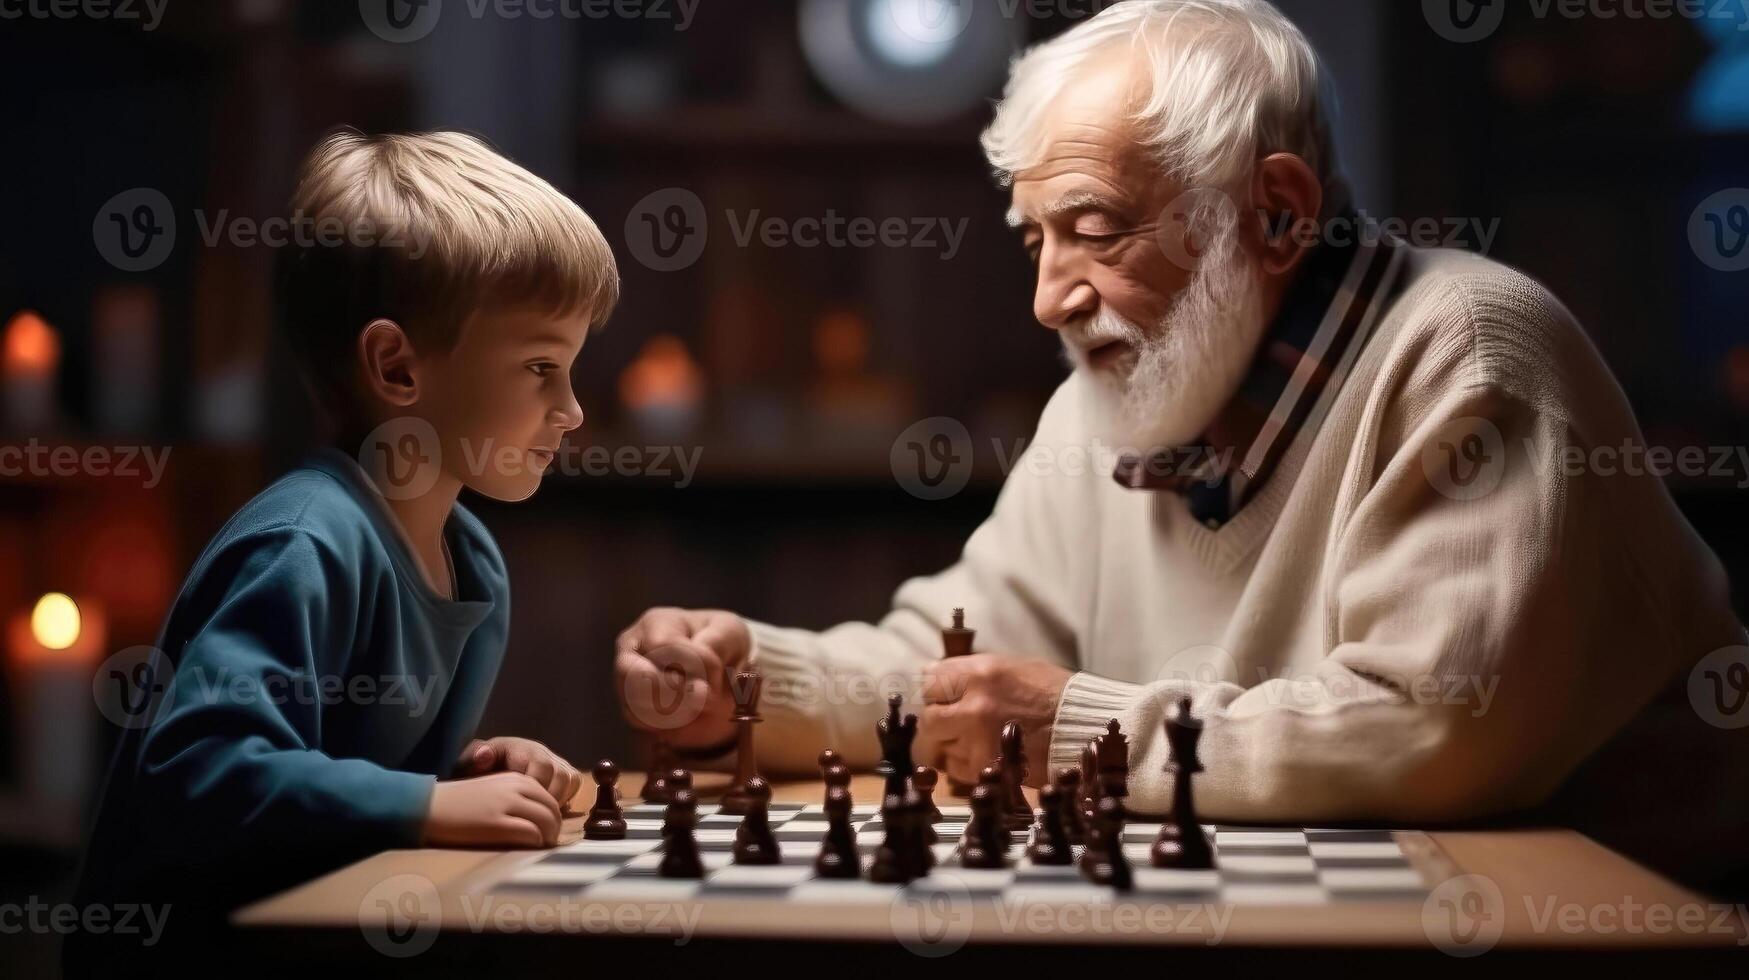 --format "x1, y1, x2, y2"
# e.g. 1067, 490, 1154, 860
1033, 248, 1097, 330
